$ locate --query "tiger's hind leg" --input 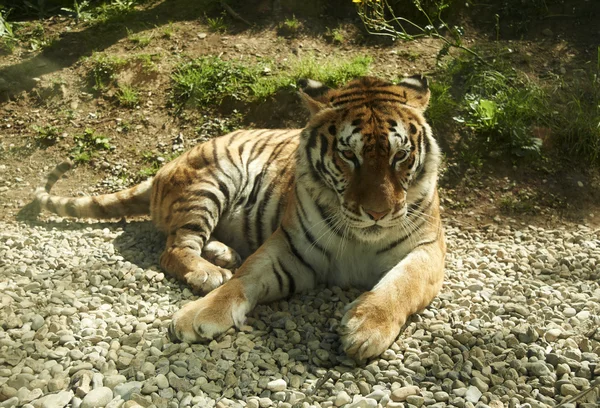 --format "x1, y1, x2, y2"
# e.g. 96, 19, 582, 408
202, 238, 242, 270
160, 230, 234, 294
